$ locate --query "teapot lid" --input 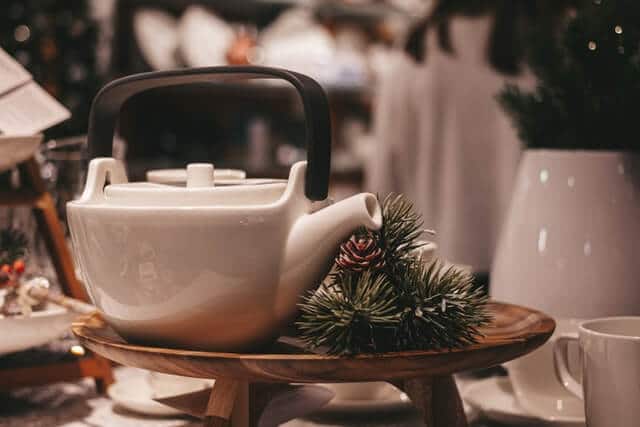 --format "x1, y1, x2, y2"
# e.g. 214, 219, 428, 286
103, 162, 288, 207
146, 167, 247, 185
